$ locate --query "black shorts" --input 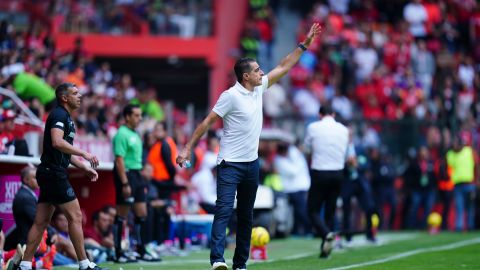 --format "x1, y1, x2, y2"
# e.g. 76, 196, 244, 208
114, 168, 146, 205
37, 165, 76, 205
